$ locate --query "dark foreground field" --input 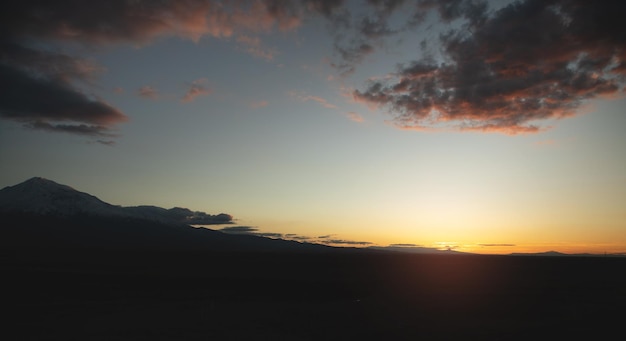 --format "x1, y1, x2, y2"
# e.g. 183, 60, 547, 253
5, 249, 626, 340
